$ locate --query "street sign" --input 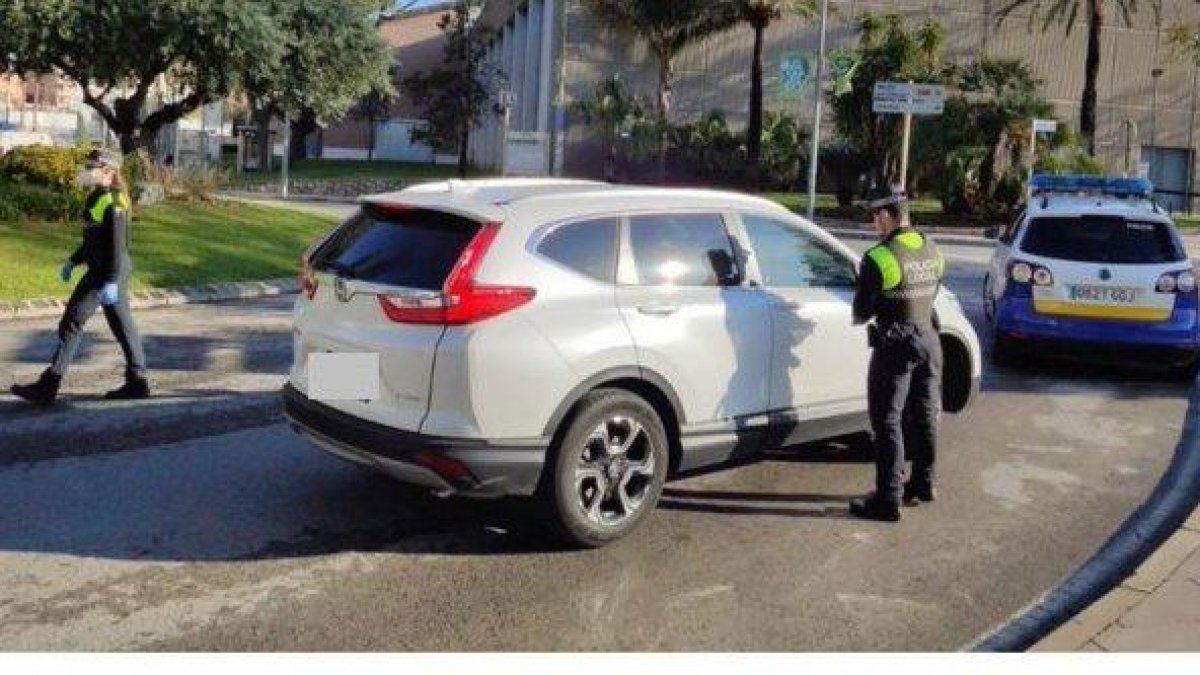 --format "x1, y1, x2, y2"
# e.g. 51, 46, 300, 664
1033, 118, 1058, 133
872, 82, 945, 115
778, 52, 811, 101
